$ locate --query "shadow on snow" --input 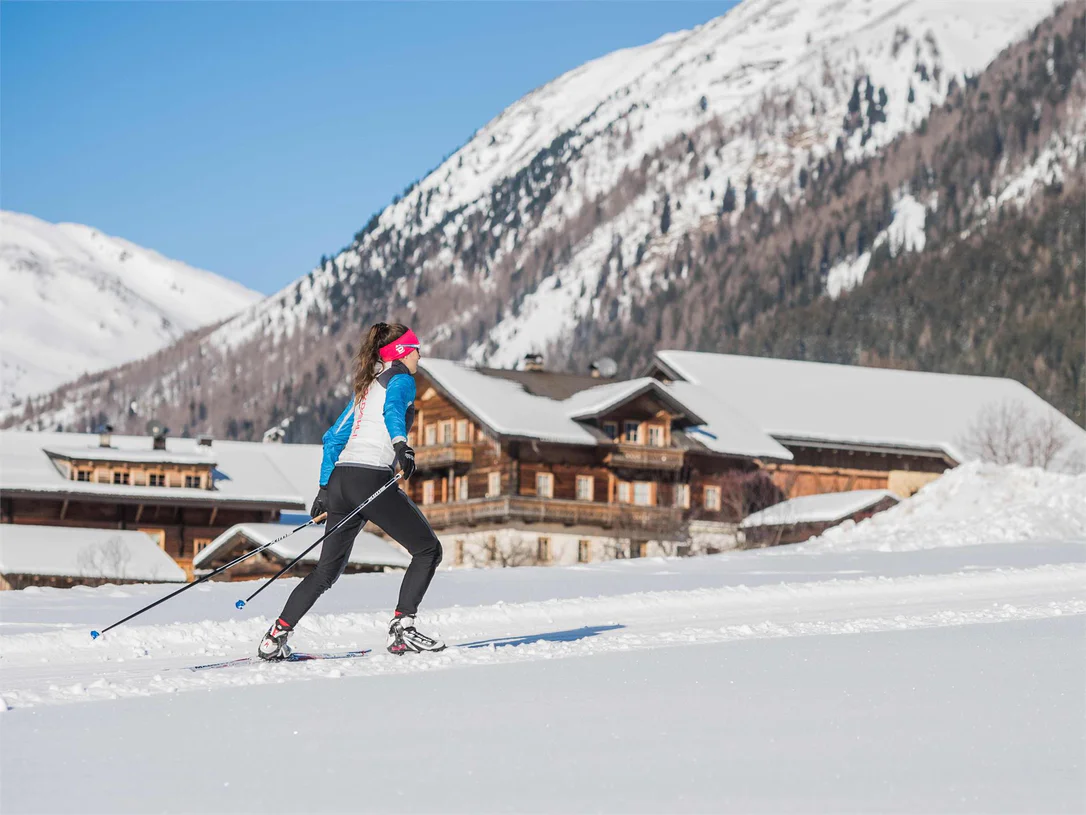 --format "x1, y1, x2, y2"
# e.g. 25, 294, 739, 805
458, 624, 625, 649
